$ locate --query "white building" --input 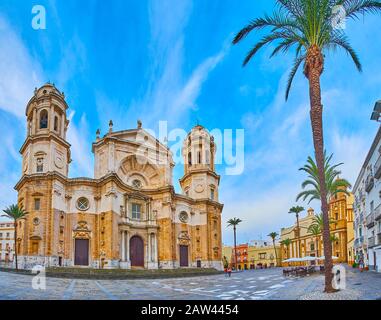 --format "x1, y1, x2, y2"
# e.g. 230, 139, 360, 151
353, 126, 381, 272
0, 222, 15, 262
